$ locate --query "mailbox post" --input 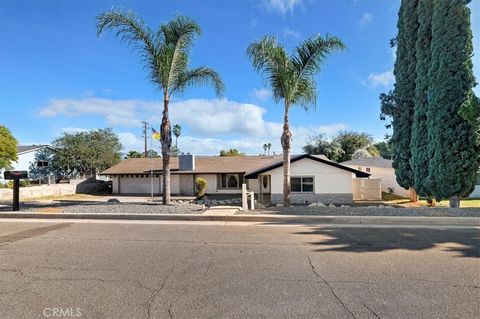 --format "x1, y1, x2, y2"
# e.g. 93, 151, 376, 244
3, 171, 28, 211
